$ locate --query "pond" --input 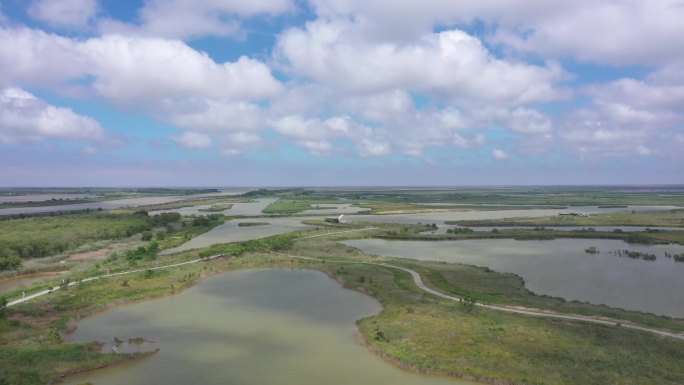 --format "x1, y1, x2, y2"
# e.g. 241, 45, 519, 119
0, 271, 67, 294
160, 217, 316, 255
150, 198, 278, 217
343, 238, 684, 318
64, 269, 467, 385
347, 205, 681, 225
